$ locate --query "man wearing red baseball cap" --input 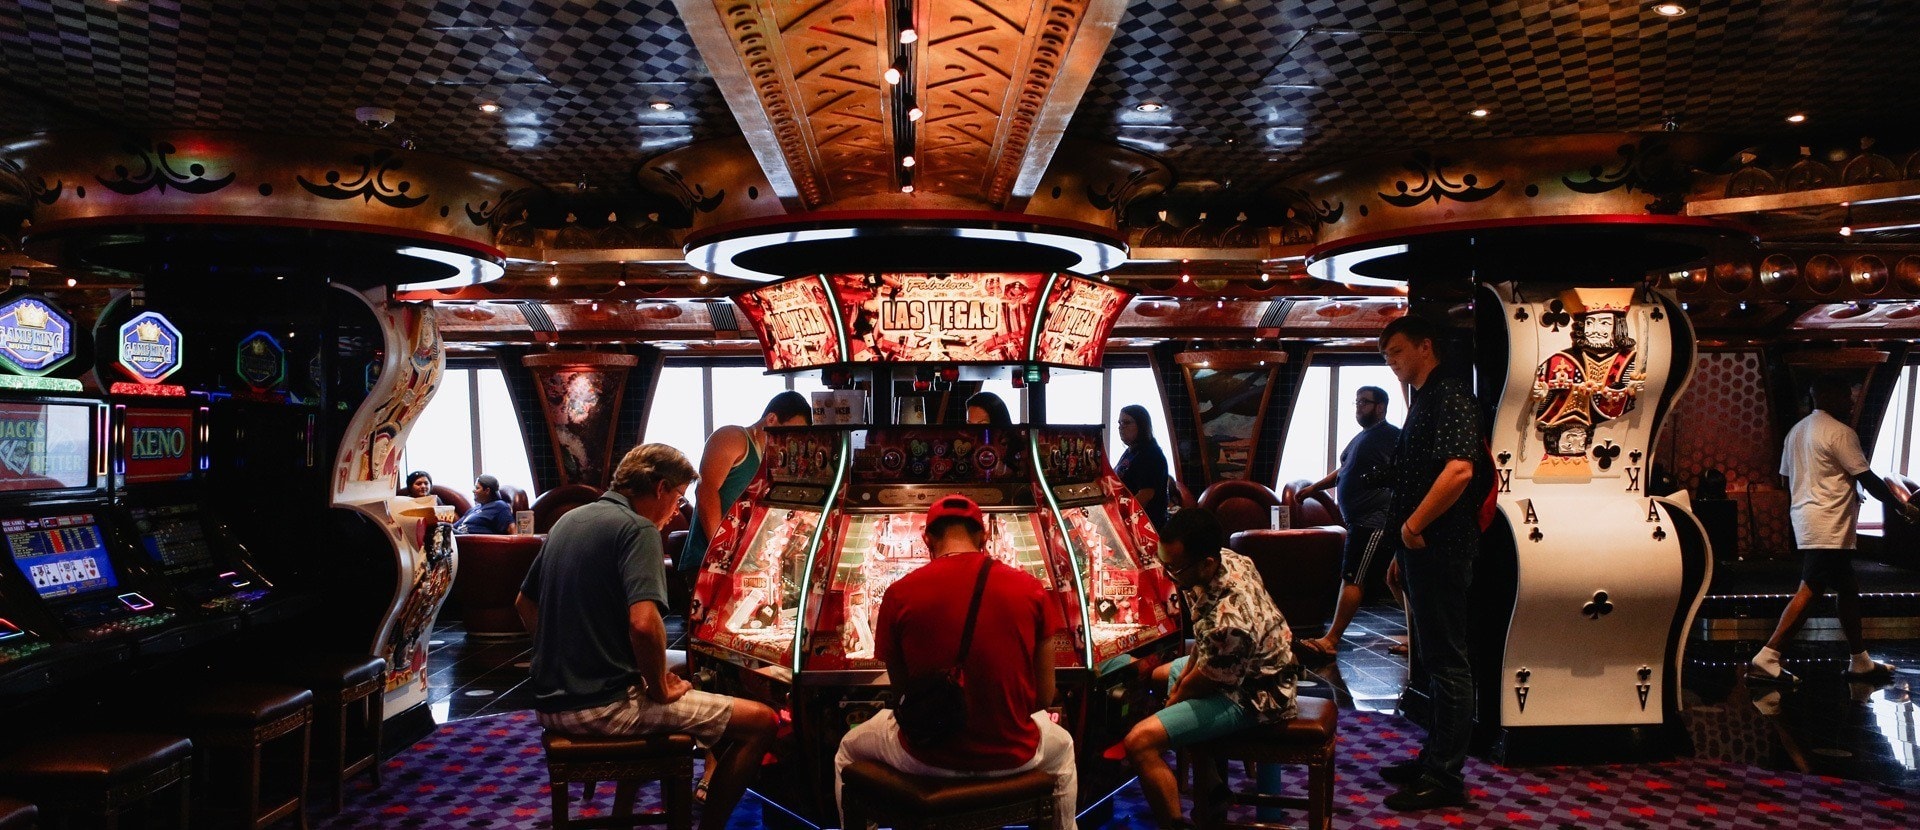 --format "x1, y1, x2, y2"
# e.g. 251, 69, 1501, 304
833, 494, 1077, 829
